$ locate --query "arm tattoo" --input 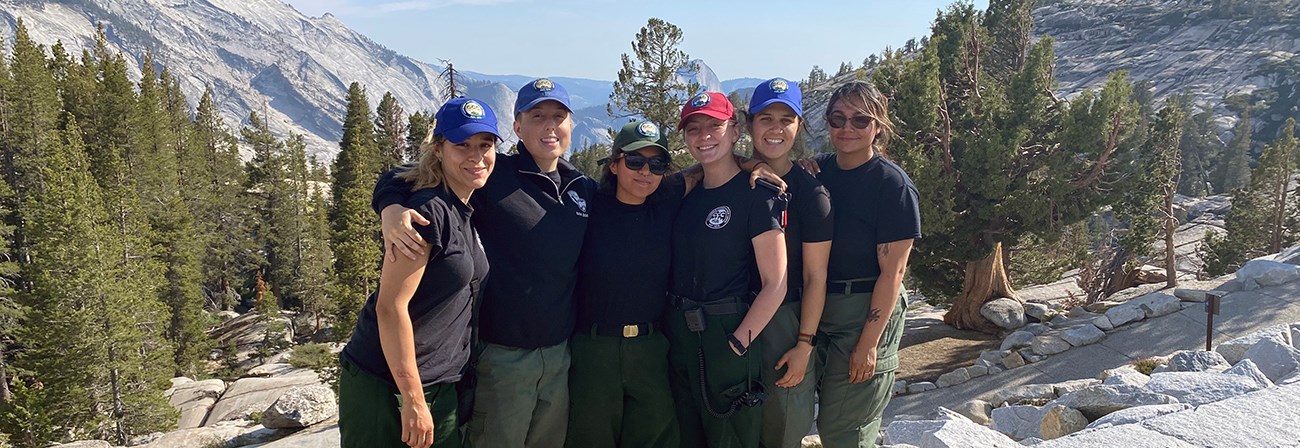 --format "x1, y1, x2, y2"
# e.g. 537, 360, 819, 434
878, 243, 890, 257
868, 307, 882, 323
